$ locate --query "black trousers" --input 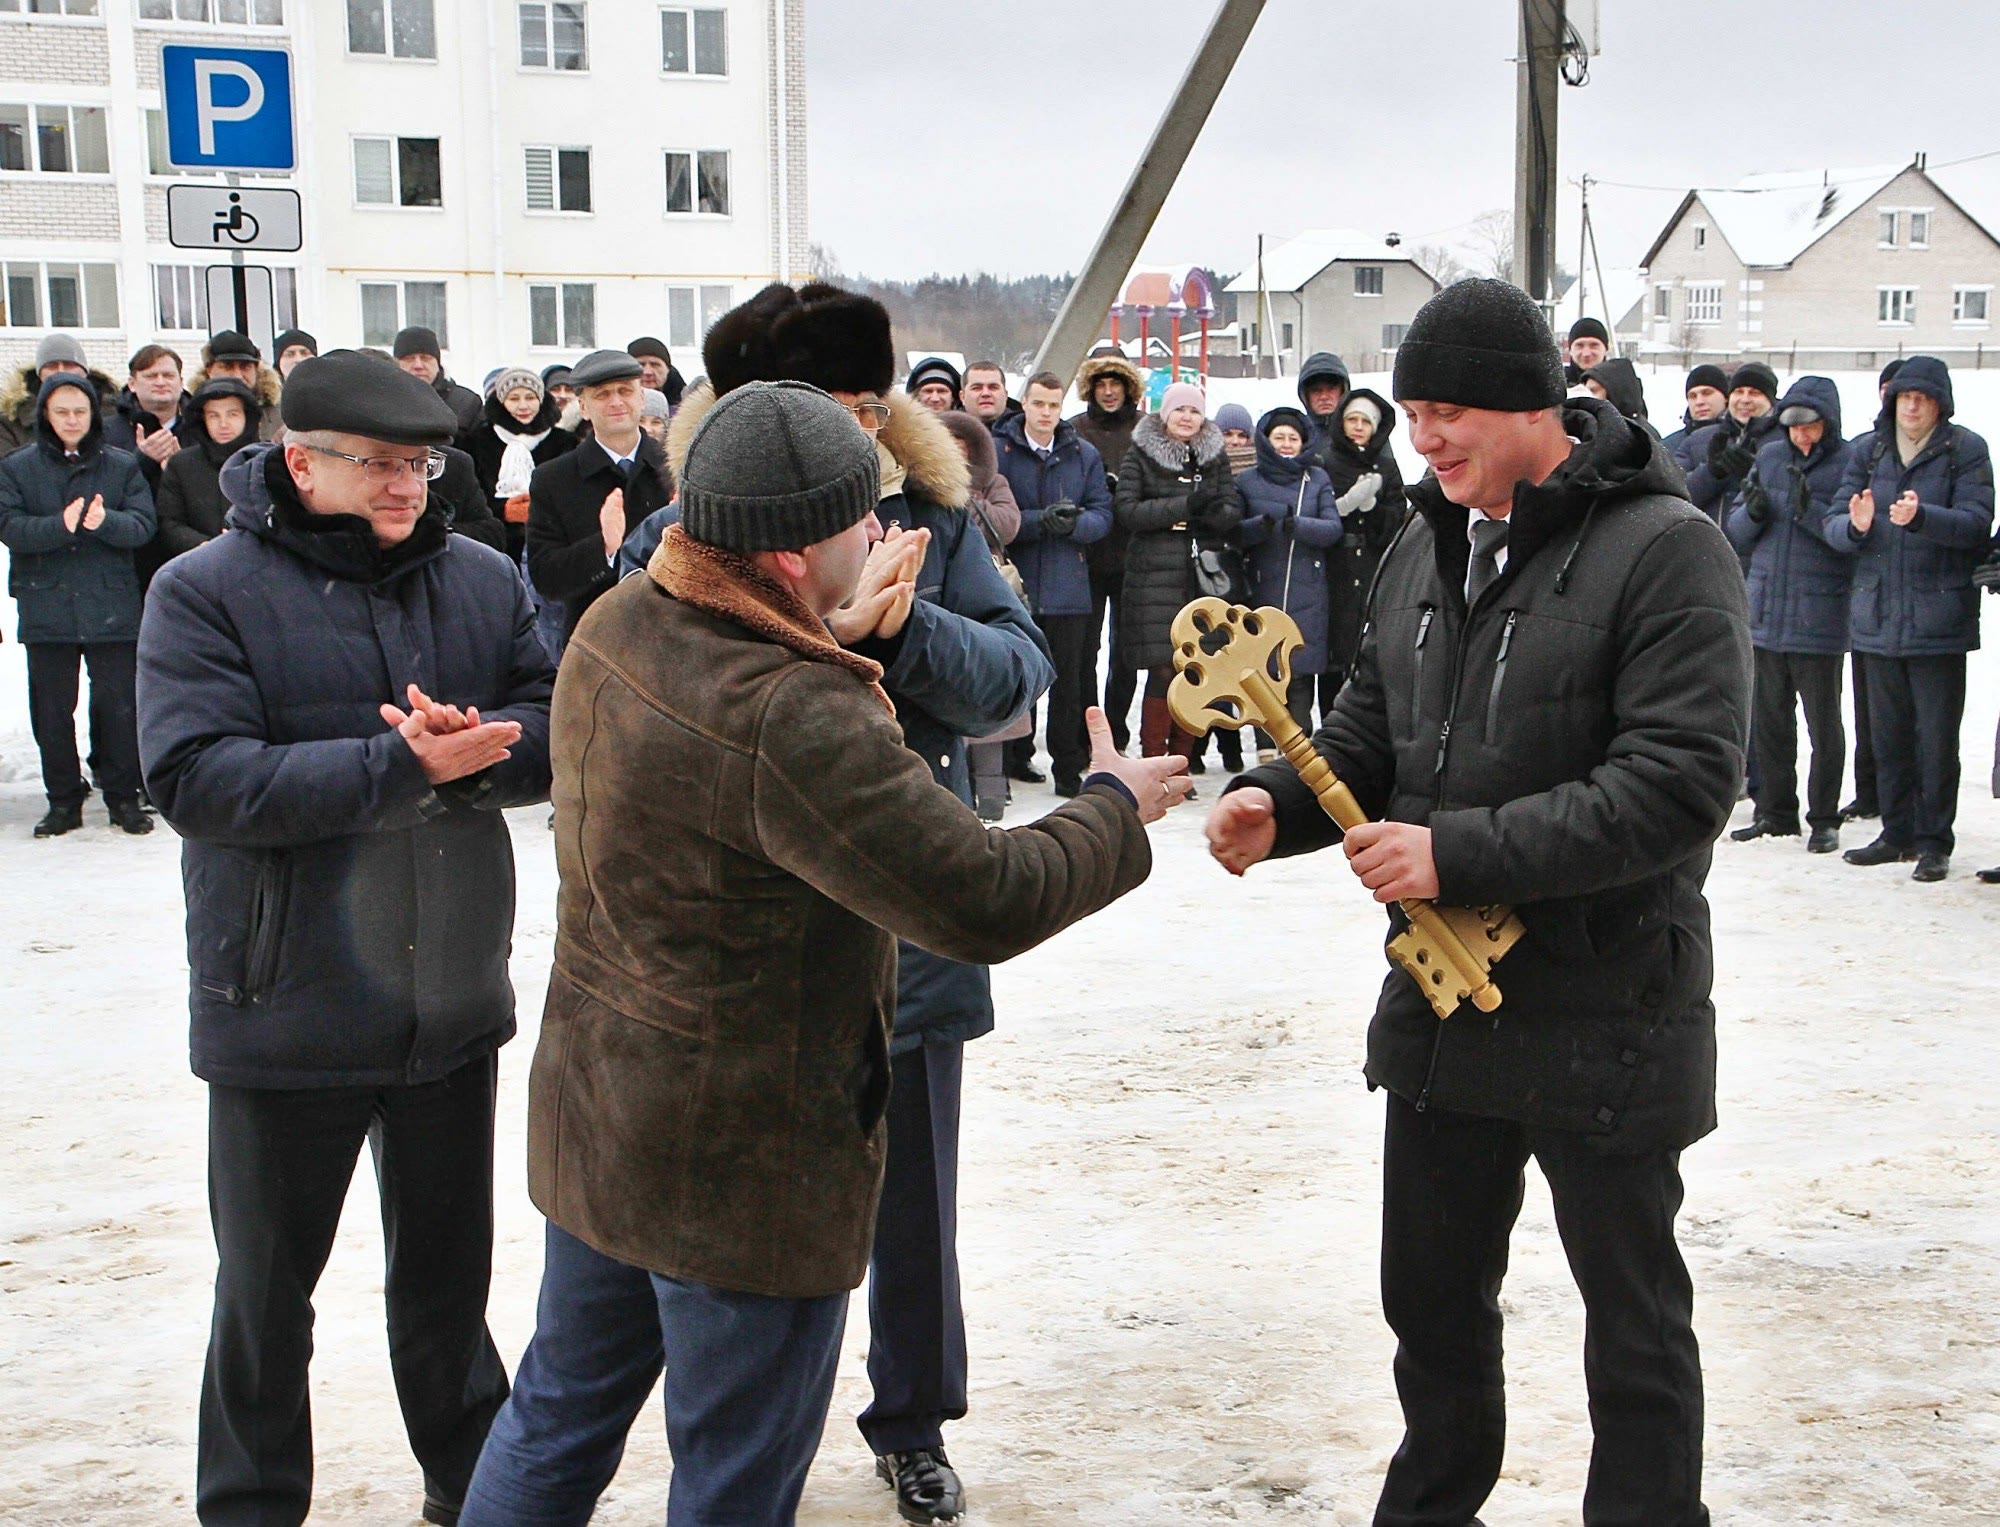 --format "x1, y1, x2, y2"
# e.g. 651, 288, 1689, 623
1090, 571, 1138, 749
198, 1055, 510, 1526
26, 640, 140, 808
1864, 652, 1967, 856
1004, 612, 1095, 786
859, 1041, 967, 1456
1750, 648, 1845, 830
1253, 673, 1319, 752
1376, 1094, 1706, 1527
1849, 650, 1877, 812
